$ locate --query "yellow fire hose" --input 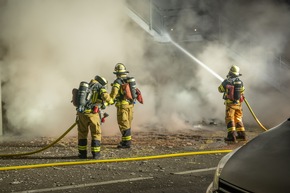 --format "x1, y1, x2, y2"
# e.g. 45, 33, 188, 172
0, 149, 232, 171
244, 97, 268, 131
0, 122, 77, 158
